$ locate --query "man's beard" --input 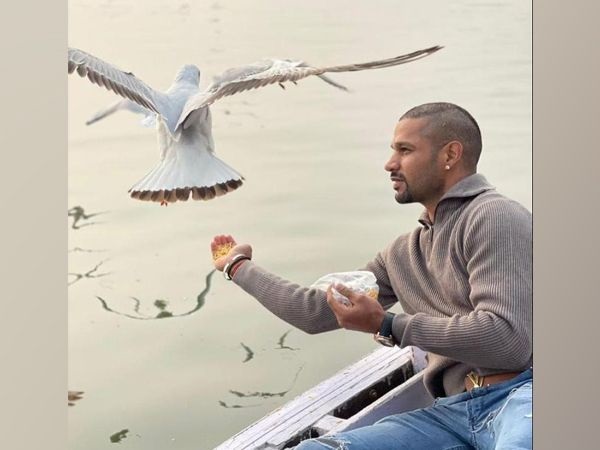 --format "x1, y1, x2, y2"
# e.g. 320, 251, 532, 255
394, 182, 415, 204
